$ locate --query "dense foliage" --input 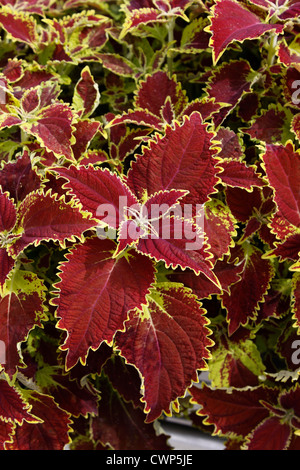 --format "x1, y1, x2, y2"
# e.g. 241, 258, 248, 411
0, 0, 300, 451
